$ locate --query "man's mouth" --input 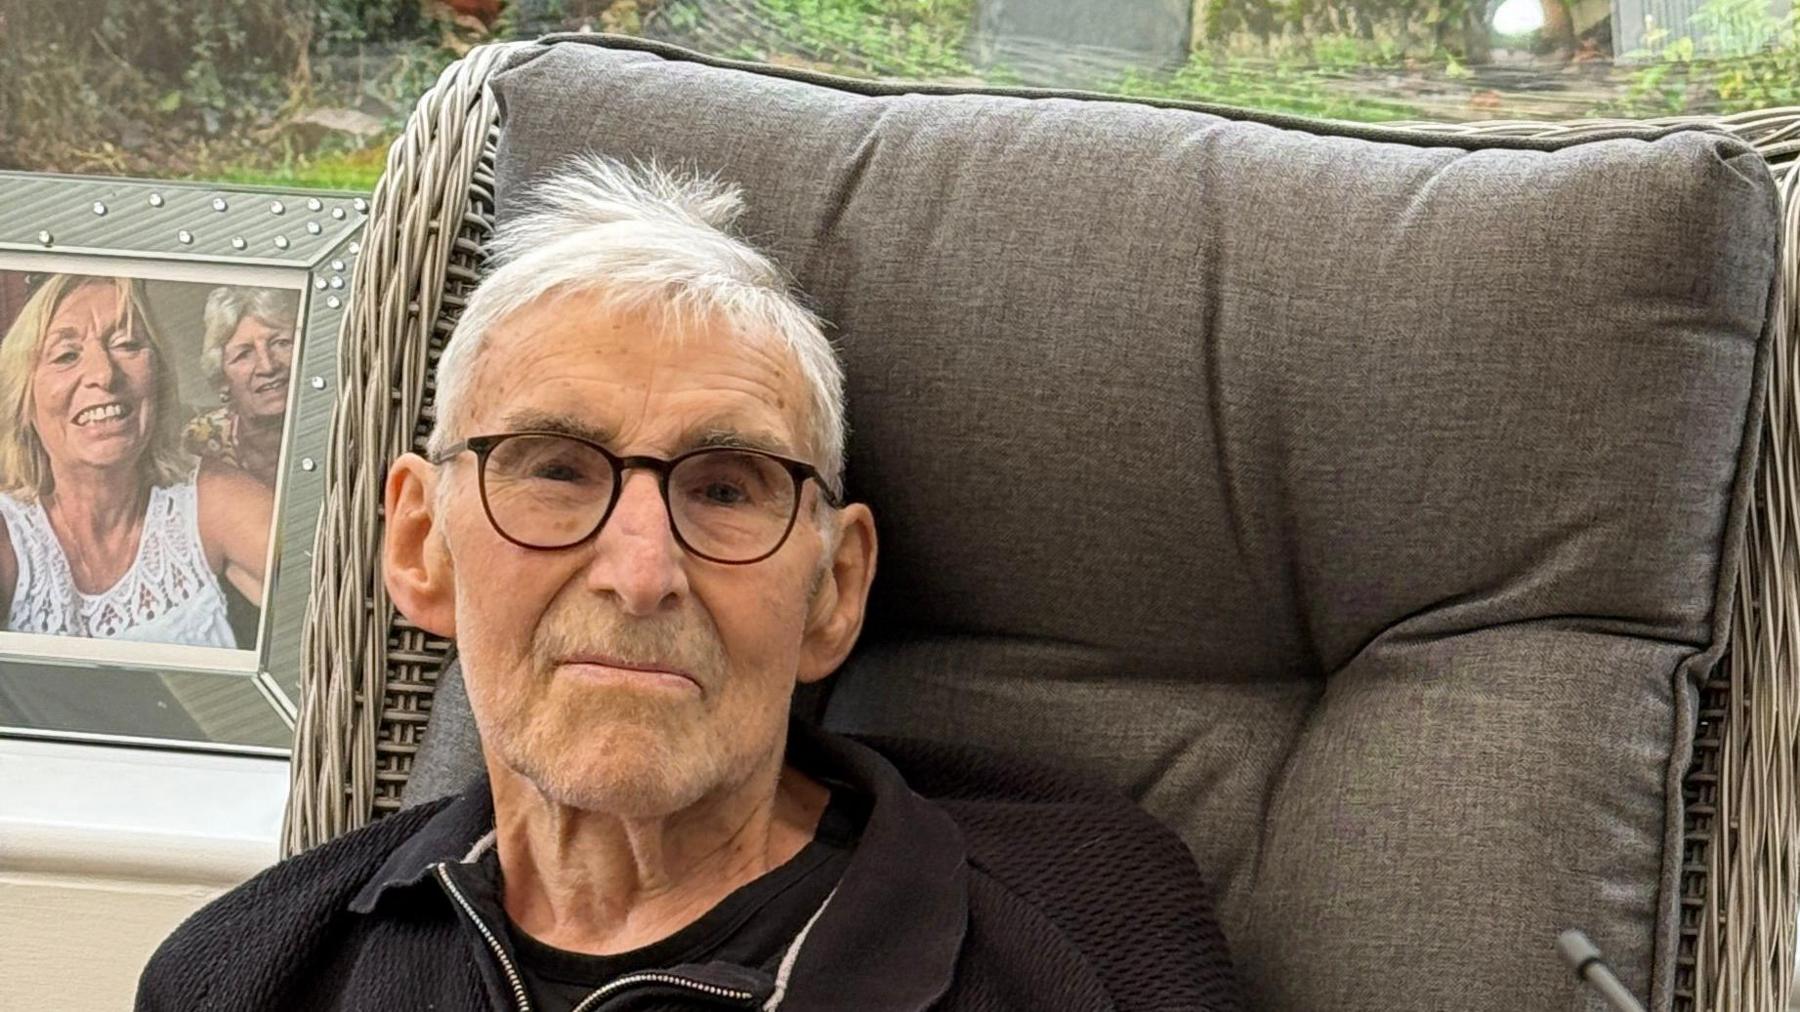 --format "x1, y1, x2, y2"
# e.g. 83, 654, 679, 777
73, 402, 131, 426
559, 654, 700, 690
